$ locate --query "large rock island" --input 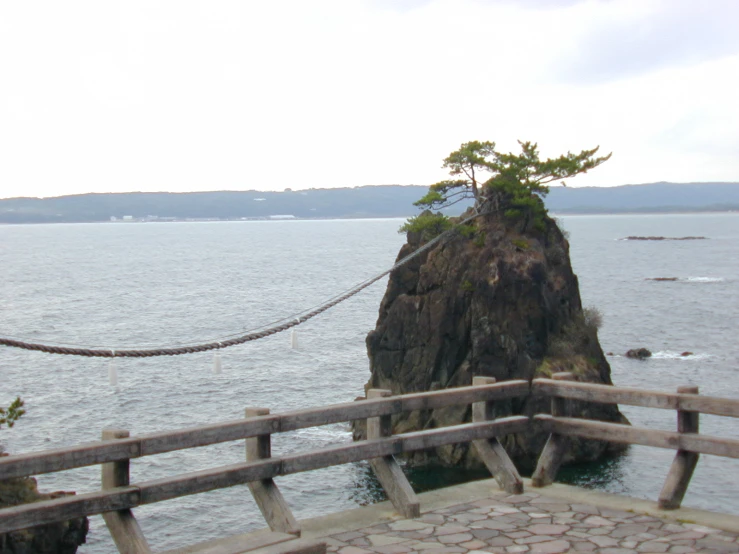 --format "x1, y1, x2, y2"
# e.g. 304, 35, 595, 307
355, 140, 626, 472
